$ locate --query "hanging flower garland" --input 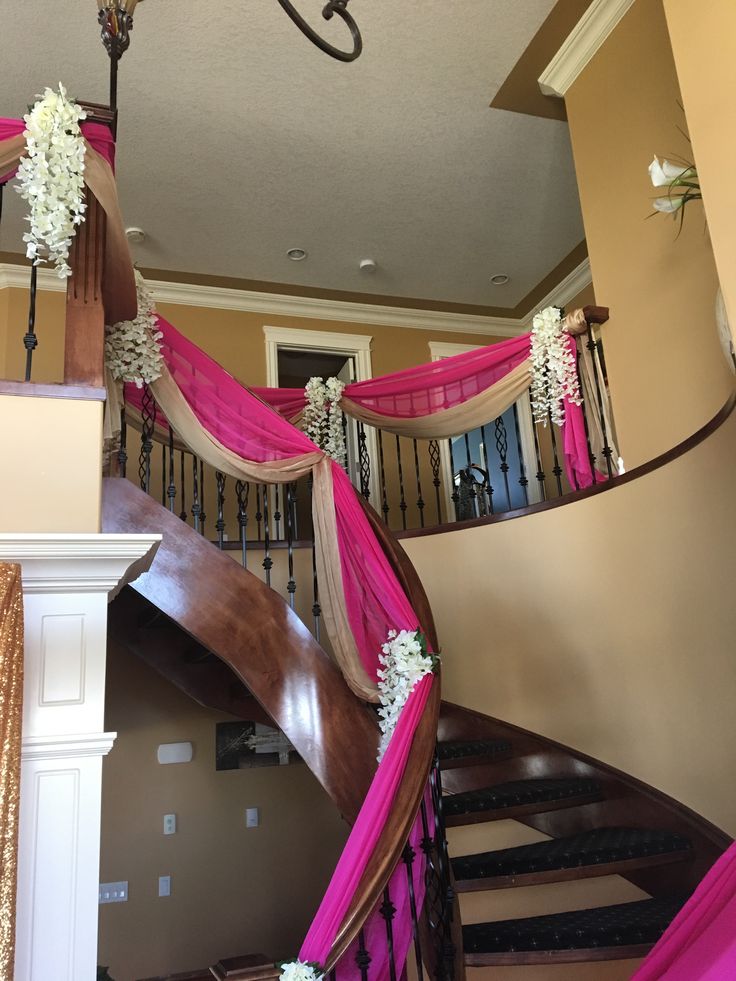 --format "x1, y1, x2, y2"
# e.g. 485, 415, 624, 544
377, 630, 437, 762
279, 961, 323, 981
15, 84, 87, 279
104, 272, 164, 387
303, 376, 347, 467
529, 306, 583, 427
